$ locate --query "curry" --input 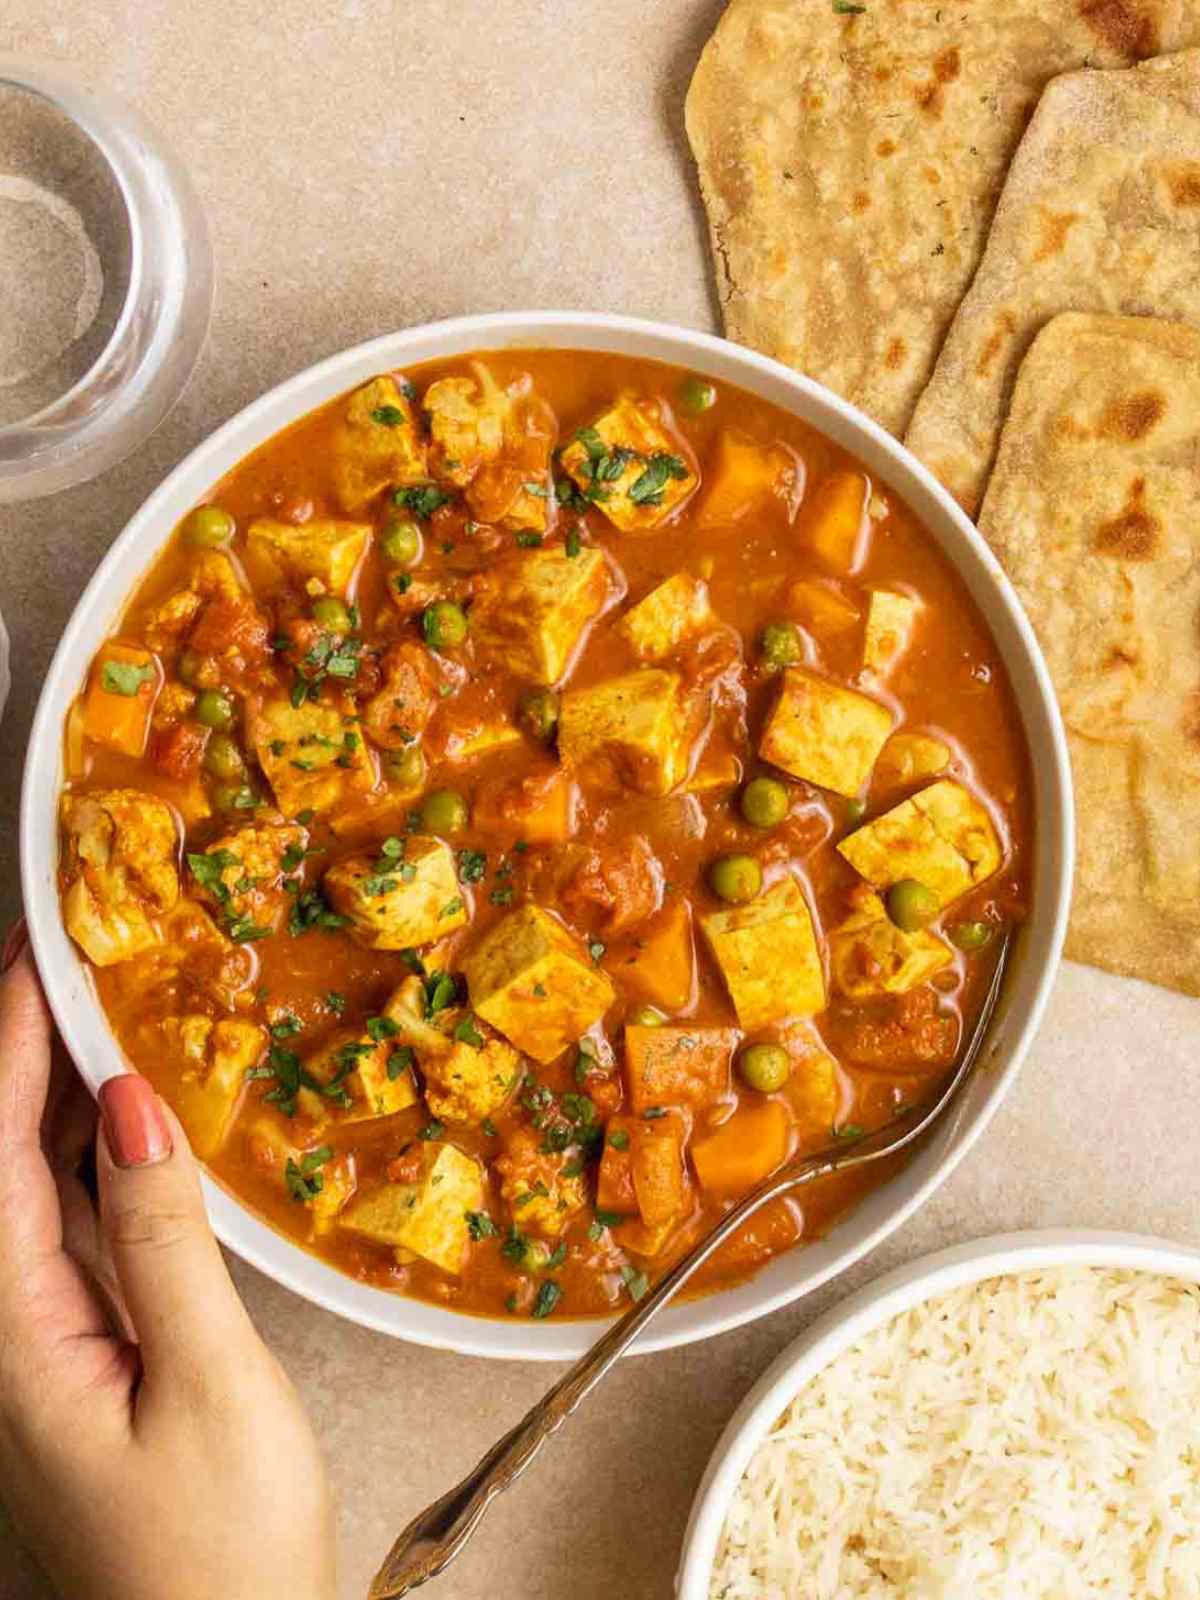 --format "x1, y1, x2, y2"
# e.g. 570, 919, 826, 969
57, 350, 1030, 1321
